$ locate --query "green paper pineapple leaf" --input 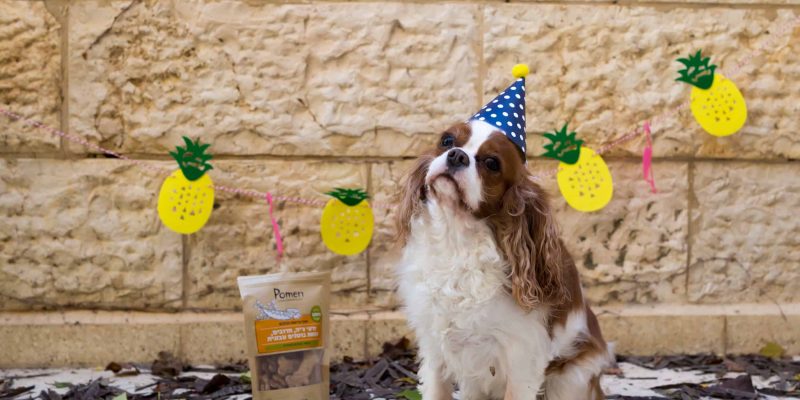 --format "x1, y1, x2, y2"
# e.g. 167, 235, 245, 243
168, 136, 214, 182
325, 188, 369, 206
542, 124, 584, 165
676, 50, 717, 90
